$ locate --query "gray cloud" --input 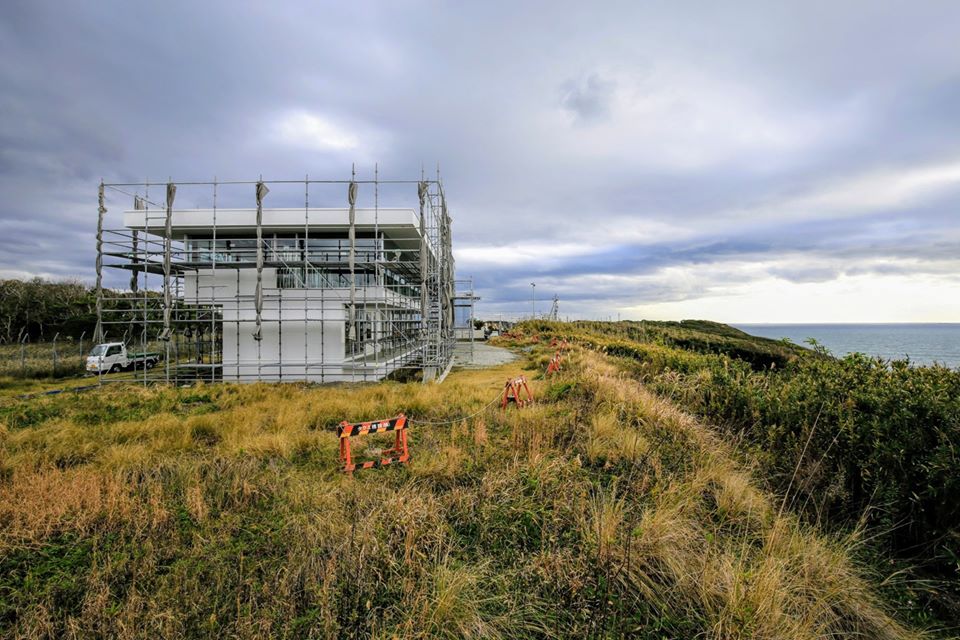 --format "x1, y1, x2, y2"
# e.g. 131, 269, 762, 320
560, 73, 616, 124
2, 1, 960, 320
